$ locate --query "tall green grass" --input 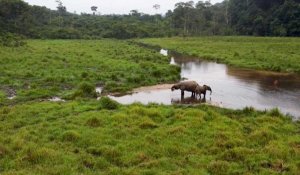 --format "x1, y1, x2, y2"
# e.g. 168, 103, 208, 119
139, 36, 300, 73
0, 101, 299, 174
